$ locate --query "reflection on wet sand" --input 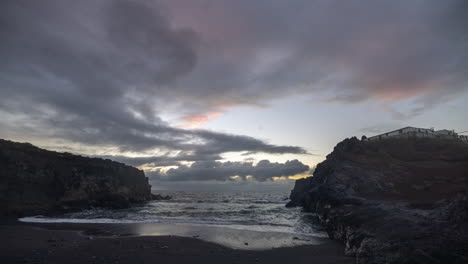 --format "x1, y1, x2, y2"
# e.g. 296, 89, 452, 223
78, 222, 325, 250
135, 223, 324, 249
